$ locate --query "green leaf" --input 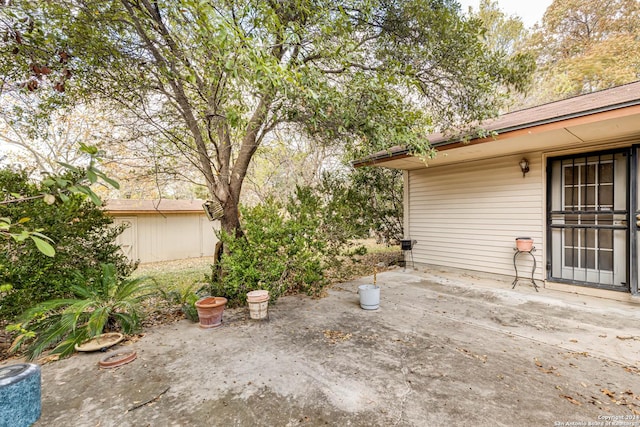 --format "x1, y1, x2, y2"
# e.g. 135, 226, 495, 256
55, 177, 70, 188
79, 143, 99, 155
86, 189, 102, 206
87, 169, 98, 184
30, 235, 56, 257
56, 162, 79, 173
31, 231, 54, 242
14, 231, 30, 242
68, 185, 83, 194
94, 171, 120, 189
